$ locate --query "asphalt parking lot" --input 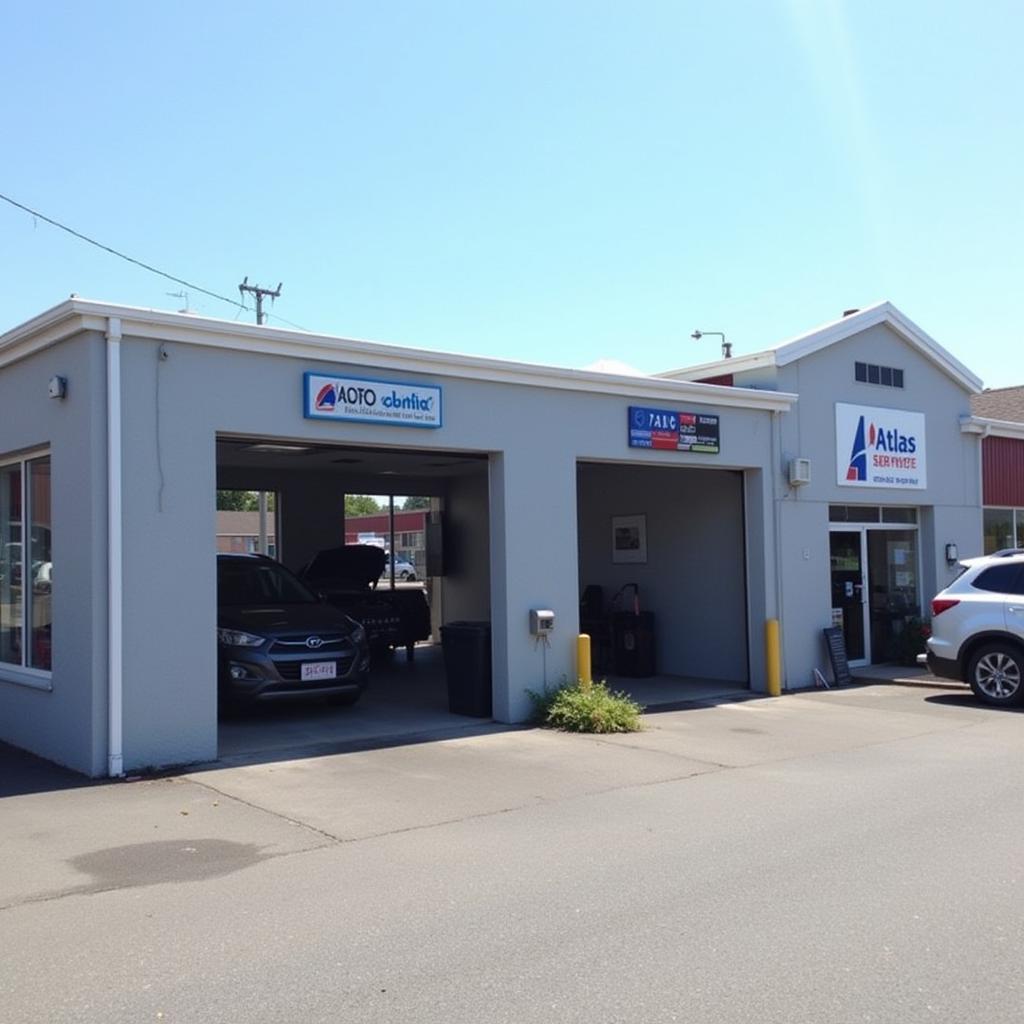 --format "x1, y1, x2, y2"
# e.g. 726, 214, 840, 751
3, 680, 1023, 1023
